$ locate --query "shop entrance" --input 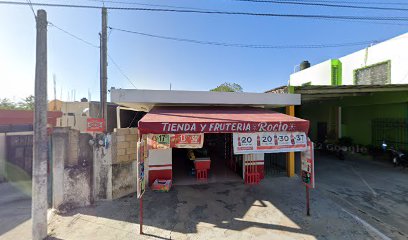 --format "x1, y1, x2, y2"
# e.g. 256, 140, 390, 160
172, 133, 242, 185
